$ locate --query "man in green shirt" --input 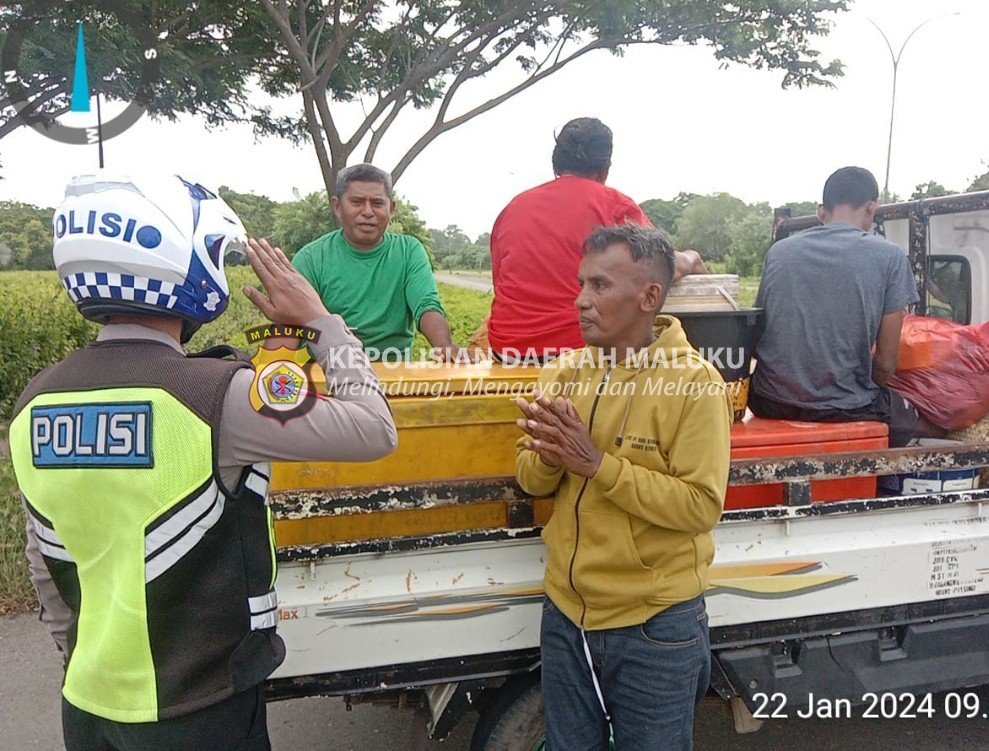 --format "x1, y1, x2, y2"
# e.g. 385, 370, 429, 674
293, 164, 466, 361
